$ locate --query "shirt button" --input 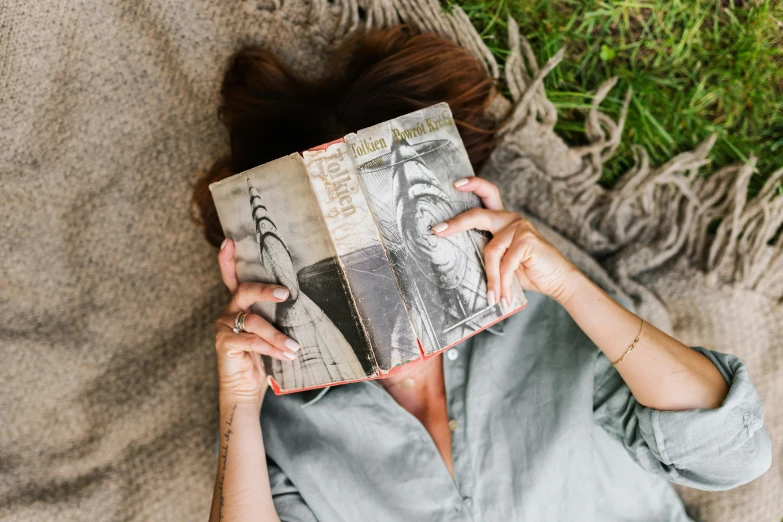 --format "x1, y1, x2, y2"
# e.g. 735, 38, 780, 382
447, 348, 459, 361
463, 497, 473, 508
448, 419, 458, 431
